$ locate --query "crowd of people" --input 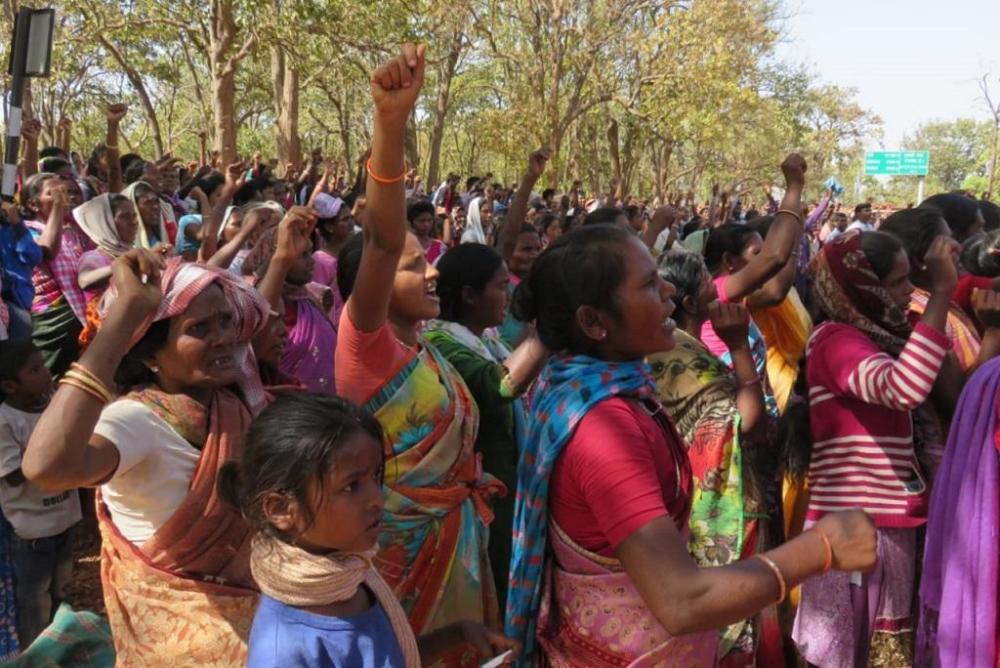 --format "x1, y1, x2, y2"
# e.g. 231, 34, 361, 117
0, 42, 995, 667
